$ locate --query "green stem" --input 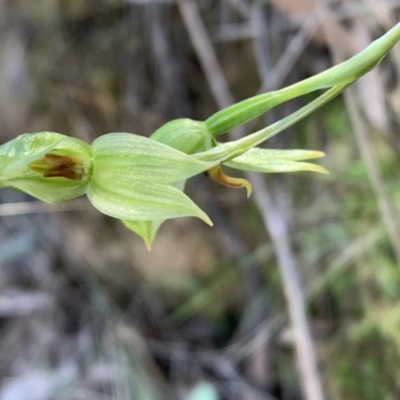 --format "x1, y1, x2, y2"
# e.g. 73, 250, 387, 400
205, 22, 400, 136
196, 83, 349, 163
